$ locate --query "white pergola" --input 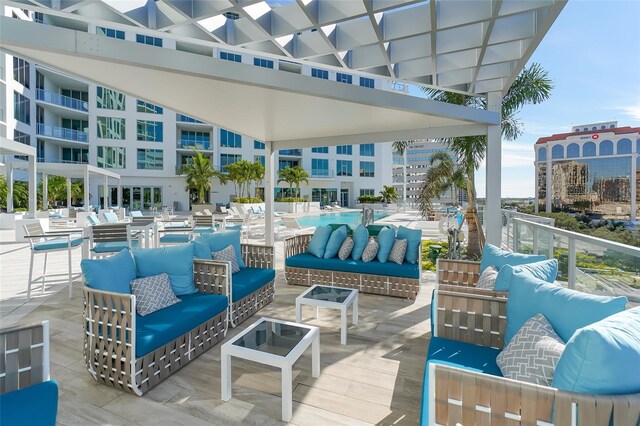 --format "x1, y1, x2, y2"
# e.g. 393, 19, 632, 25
0, 0, 567, 244
0, 137, 37, 217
